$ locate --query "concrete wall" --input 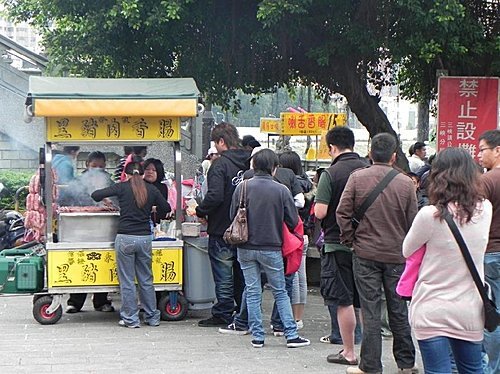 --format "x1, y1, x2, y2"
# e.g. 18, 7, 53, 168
0, 132, 38, 171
